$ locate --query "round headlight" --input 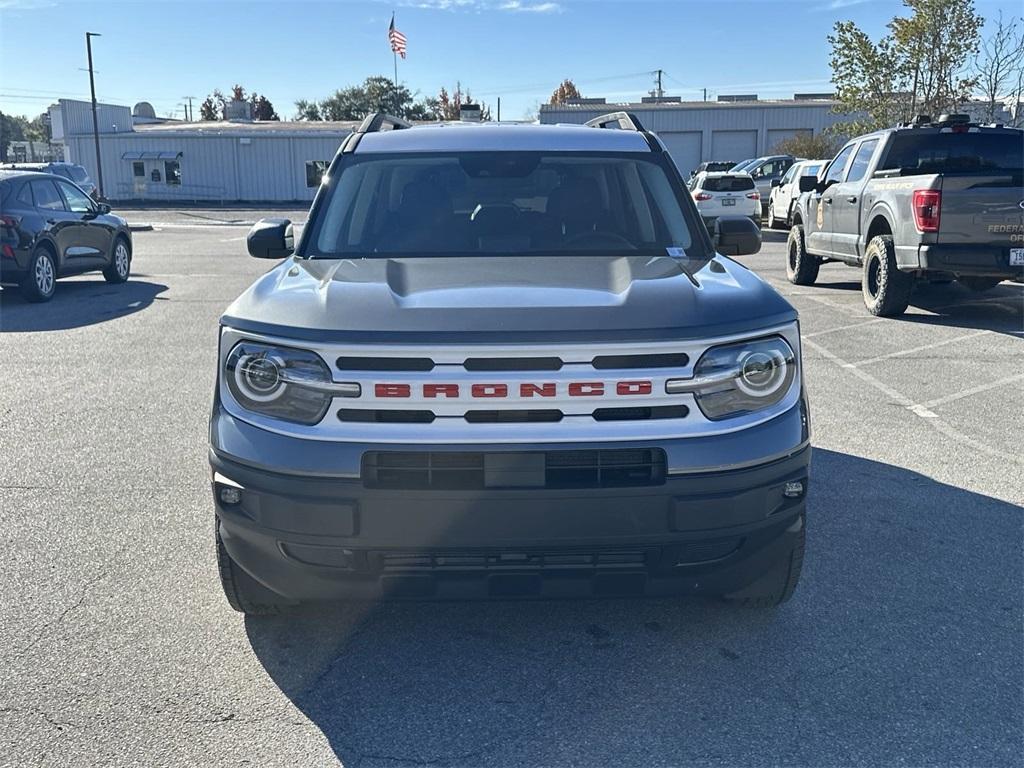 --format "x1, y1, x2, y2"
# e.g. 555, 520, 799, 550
736, 349, 787, 396
234, 353, 286, 402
